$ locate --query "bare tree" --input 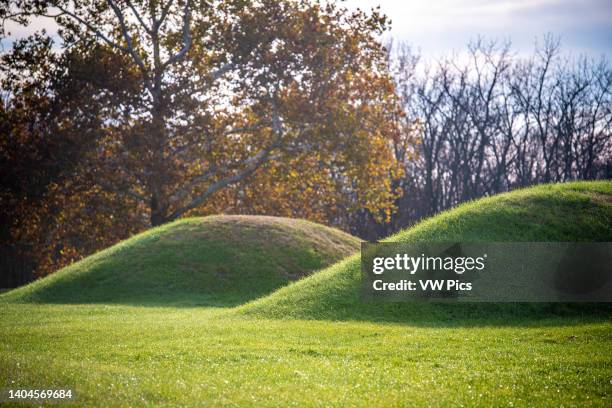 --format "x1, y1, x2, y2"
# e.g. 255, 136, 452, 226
385, 37, 611, 235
